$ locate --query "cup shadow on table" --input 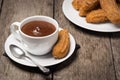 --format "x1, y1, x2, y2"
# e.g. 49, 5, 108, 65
3, 44, 80, 76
